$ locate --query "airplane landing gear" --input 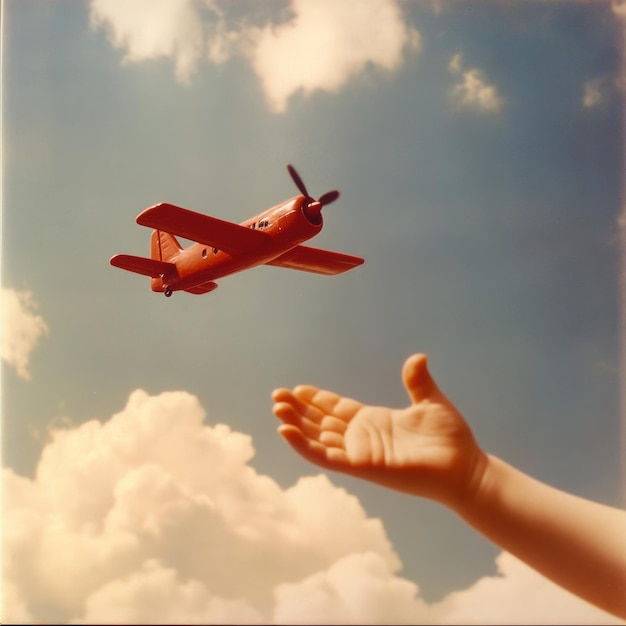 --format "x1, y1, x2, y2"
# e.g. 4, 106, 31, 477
164, 287, 173, 297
